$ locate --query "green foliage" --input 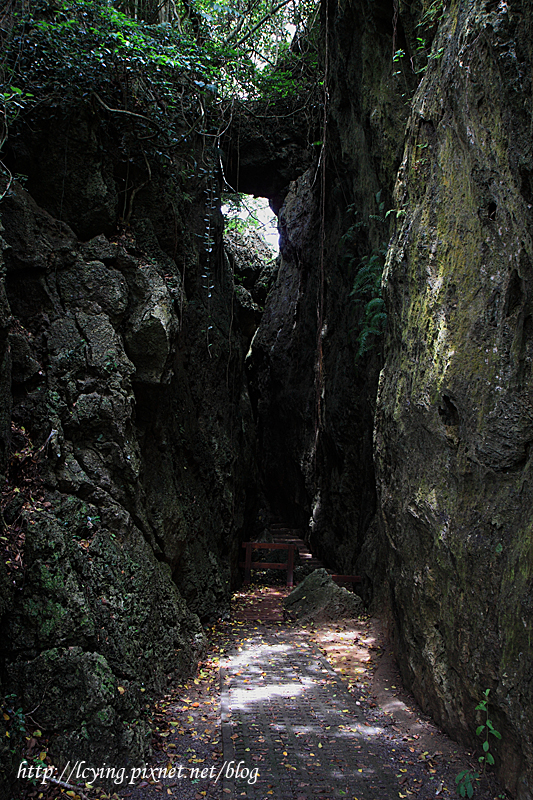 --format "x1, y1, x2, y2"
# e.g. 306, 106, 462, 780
353, 285, 387, 360
392, 0, 444, 79
0, 0, 319, 125
222, 193, 278, 250
1, 86, 32, 140
455, 769, 478, 799
1, 1, 217, 120
344, 192, 389, 362
223, 195, 278, 274
193, 0, 319, 70
225, 216, 254, 234
223, 193, 261, 233
455, 690, 502, 797
0, 0, 316, 349
2, 693, 27, 753
420, 0, 444, 29
476, 689, 502, 772
0, 0, 320, 268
